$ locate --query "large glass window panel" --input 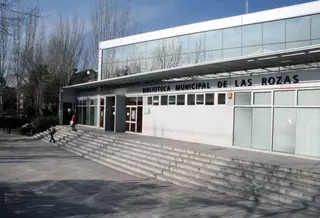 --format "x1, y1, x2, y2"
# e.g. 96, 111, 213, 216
253, 92, 271, 105
77, 107, 82, 125
189, 32, 205, 53
286, 16, 311, 42
286, 40, 310, 49
274, 90, 295, 106
90, 106, 96, 126
146, 40, 159, 58
159, 38, 175, 55
242, 24, 262, 47
252, 108, 271, 150
114, 47, 123, 62
177, 95, 185, 105
234, 108, 252, 147
205, 50, 222, 62
122, 45, 135, 61
298, 89, 320, 106
311, 14, 320, 40
223, 48, 241, 59
188, 52, 205, 64
205, 30, 222, 50
205, 93, 214, 105
134, 42, 146, 59
273, 108, 296, 154
223, 27, 241, 48
295, 108, 320, 157
82, 107, 87, 125
242, 46, 263, 56
263, 43, 285, 53
175, 35, 189, 53
263, 20, 285, 44
235, 92, 251, 105
187, 94, 195, 105
312, 39, 320, 45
